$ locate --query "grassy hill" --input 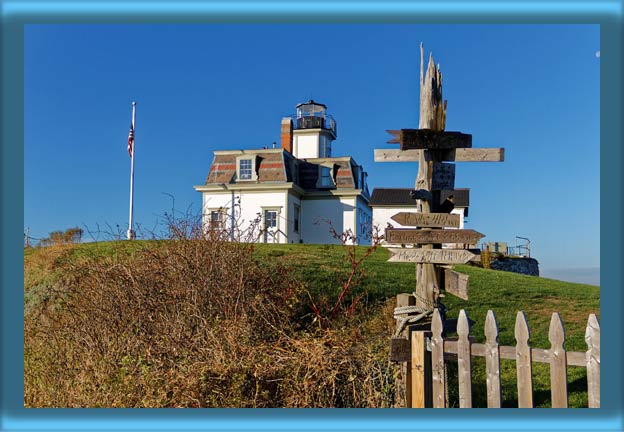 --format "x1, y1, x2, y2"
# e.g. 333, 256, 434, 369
24, 241, 599, 408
